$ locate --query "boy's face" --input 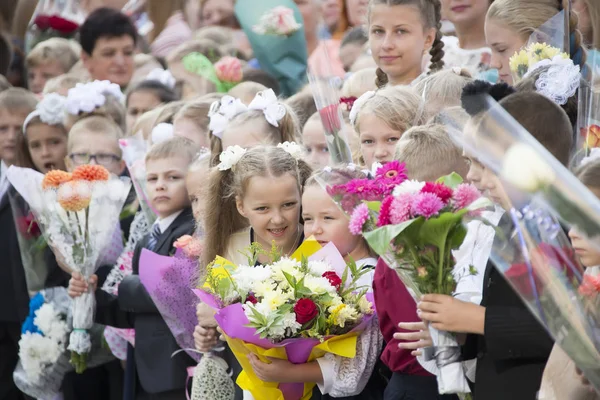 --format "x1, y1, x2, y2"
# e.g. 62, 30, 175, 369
28, 61, 66, 94
27, 123, 68, 173
0, 110, 27, 165
302, 119, 330, 169
146, 156, 191, 219
82, 35, 135, 87
67, 132, 125, 175
480, 165, 511, 210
